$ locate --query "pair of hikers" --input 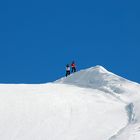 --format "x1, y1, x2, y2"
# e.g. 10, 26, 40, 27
66, 61, 76, 77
